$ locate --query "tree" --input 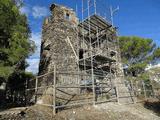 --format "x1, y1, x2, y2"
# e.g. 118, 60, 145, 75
119, 36, 160, 76
0, 0, 35, 105
7, 71, 34, 105
0, 0, 35, 82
